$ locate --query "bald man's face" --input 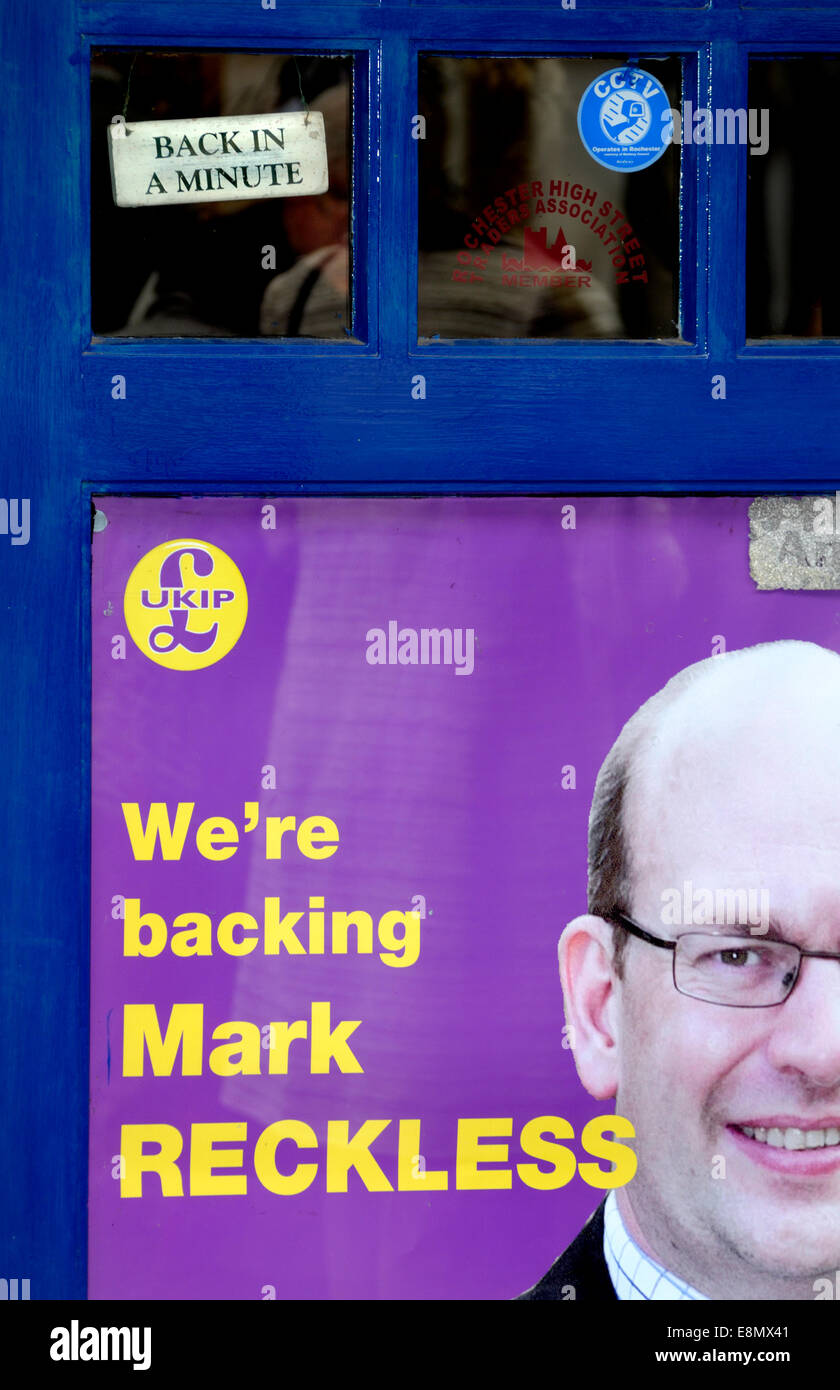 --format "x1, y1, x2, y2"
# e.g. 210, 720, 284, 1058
616, 656, 840, 1297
